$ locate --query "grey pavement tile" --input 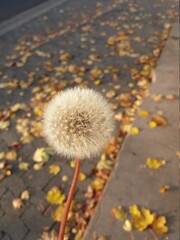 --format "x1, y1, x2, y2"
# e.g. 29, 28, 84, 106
21, 204, 52, 232
0, 215, 28, 240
